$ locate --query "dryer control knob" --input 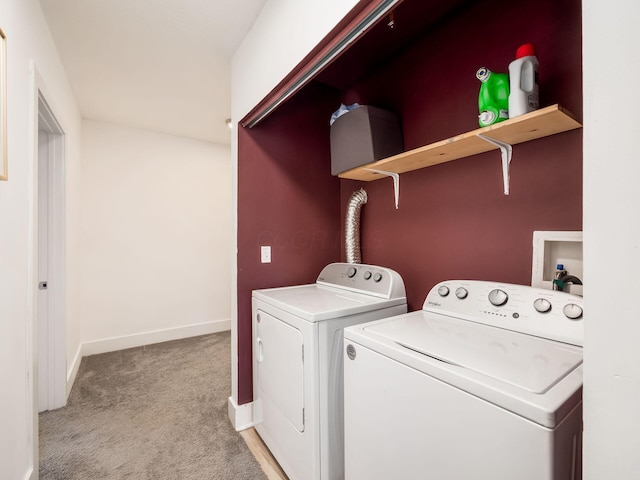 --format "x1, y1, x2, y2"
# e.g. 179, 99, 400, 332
563, 303, 583, 320
488, 289, 508, 306
347, 267, 357, 278
346, 344, 357, 360
437, 285, 450, 297
455, 287, 469, 299
364, 271, 372, 280
533, 298, 552, 313
373, 272, 383, 282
